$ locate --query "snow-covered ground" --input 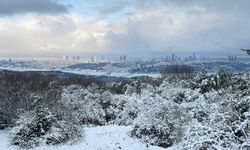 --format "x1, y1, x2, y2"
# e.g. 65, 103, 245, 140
0, 125, 166, 150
